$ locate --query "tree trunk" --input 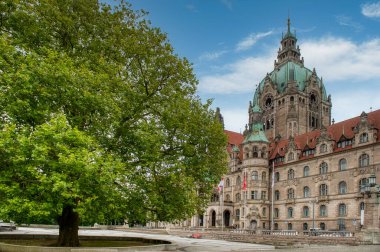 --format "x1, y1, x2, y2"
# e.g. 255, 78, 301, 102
57, 205, 80, 247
